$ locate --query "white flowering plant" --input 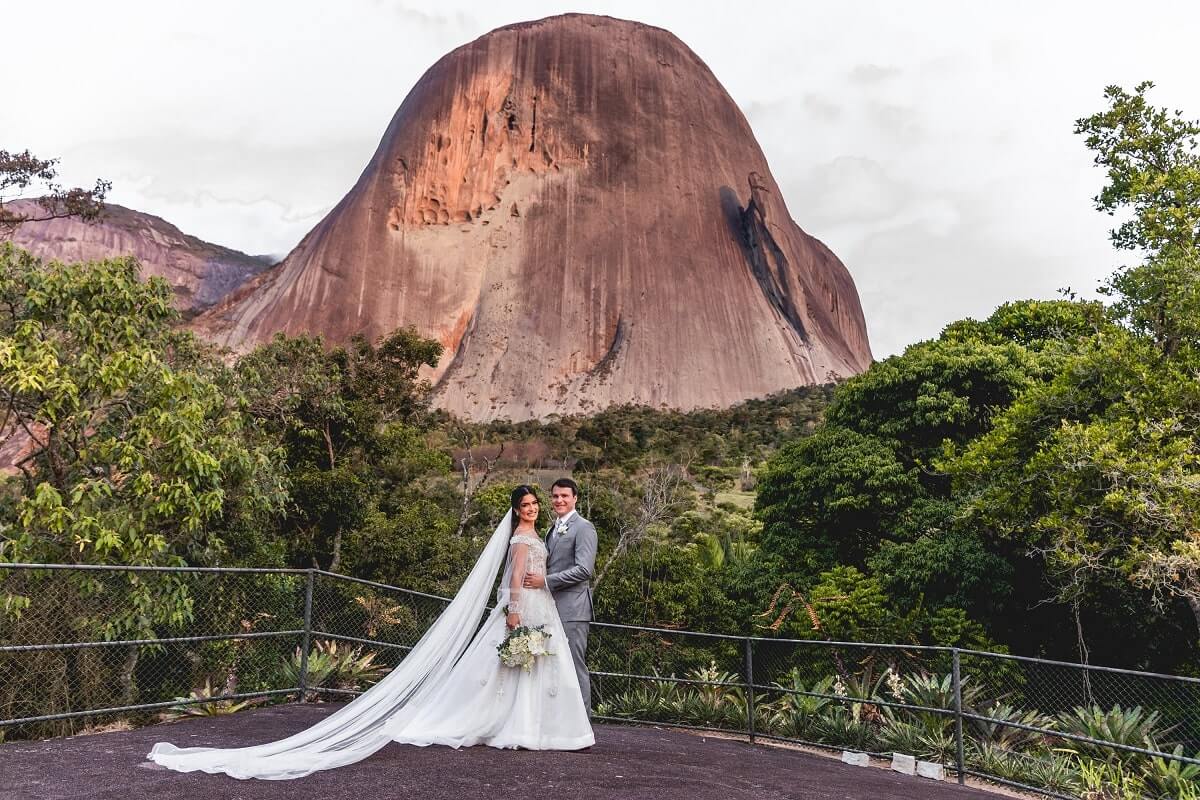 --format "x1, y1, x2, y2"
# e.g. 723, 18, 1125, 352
497, 624, 554, 671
